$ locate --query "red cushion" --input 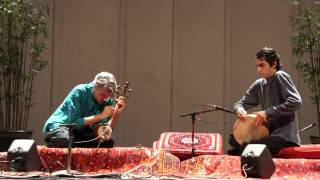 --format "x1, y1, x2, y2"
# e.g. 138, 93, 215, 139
157, 132, 223, 159
153, 141, 159, 150
277, 144, 320, 159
